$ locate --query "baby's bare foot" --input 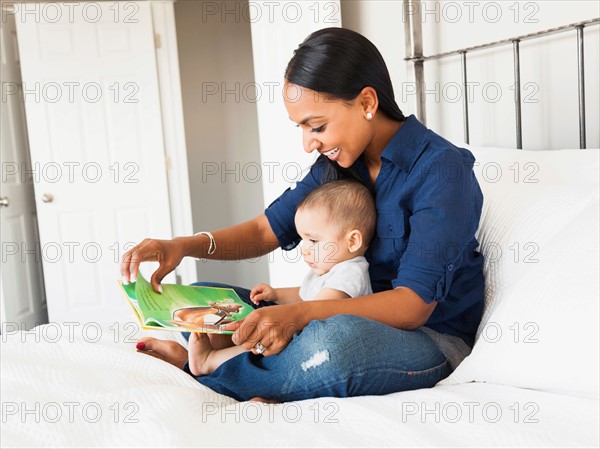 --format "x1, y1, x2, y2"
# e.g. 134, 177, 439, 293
208, 333, 235, 350
188, 332, 216, 376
